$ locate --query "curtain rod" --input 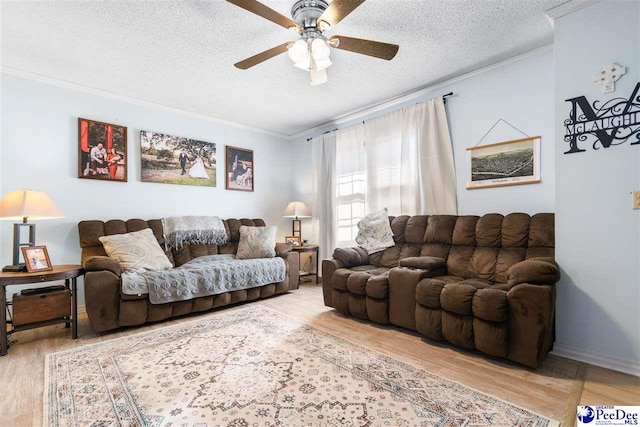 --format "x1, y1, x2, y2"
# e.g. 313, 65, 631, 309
306, 92, 456, 141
